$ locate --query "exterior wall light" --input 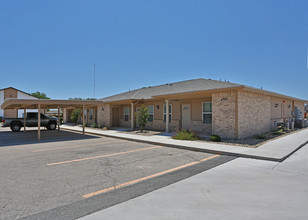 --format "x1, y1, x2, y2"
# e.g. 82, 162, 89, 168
275, 104, 279, 108
156, 105, 160, 109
